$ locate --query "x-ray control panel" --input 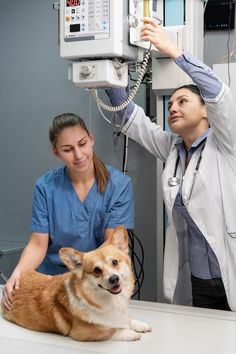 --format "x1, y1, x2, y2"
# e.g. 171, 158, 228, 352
60, 0, 138, 61
64, 0, 110, 42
